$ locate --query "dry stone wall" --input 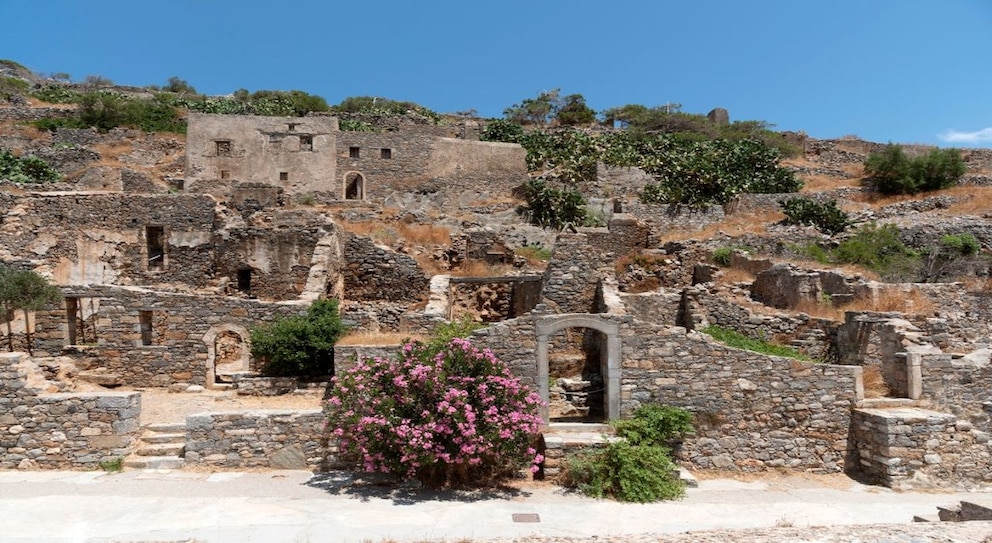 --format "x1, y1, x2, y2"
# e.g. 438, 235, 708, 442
184, 409, 330, 470
0, 352, 140, 469
850, 407, 992, 489
343, 234, 428, 302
